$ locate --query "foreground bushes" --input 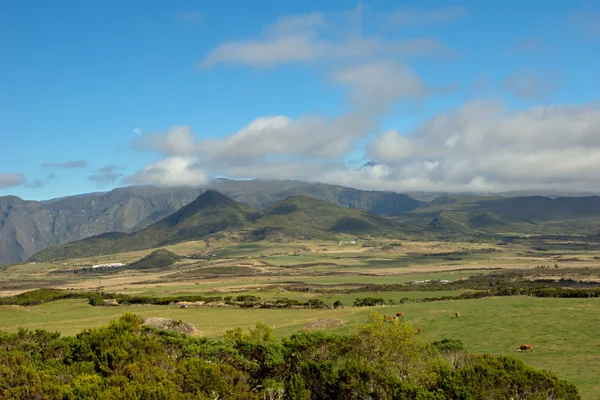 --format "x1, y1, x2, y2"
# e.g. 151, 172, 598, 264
0, 312, 580, 399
